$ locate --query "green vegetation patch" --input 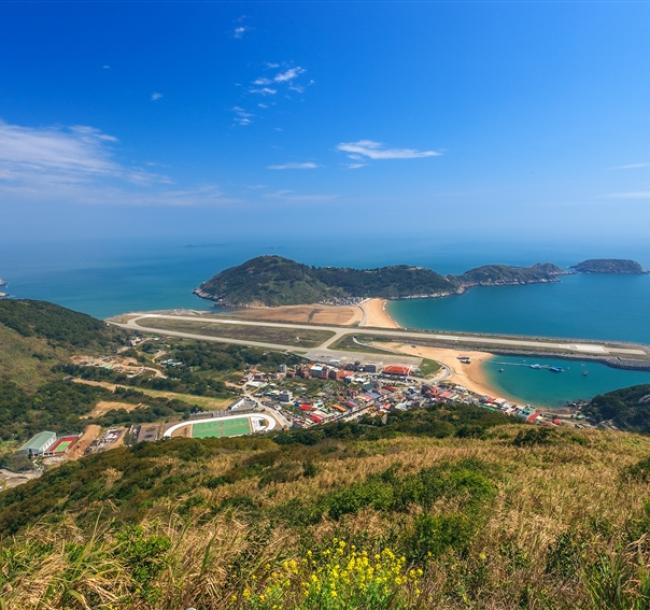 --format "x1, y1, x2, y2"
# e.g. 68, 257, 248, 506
0, 299, 125, 348
583, 384, 650, 433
